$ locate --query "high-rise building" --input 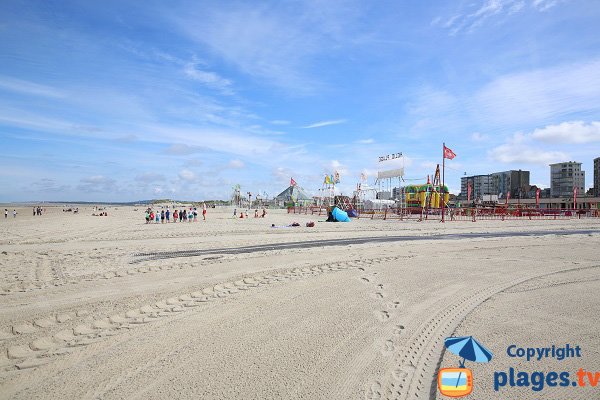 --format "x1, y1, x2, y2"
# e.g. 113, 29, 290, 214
460, 175, 492, 200
594, 157, 600, 197
489, 170, 530, 198
460, 170, 530, 199
550, 162, 585, 197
